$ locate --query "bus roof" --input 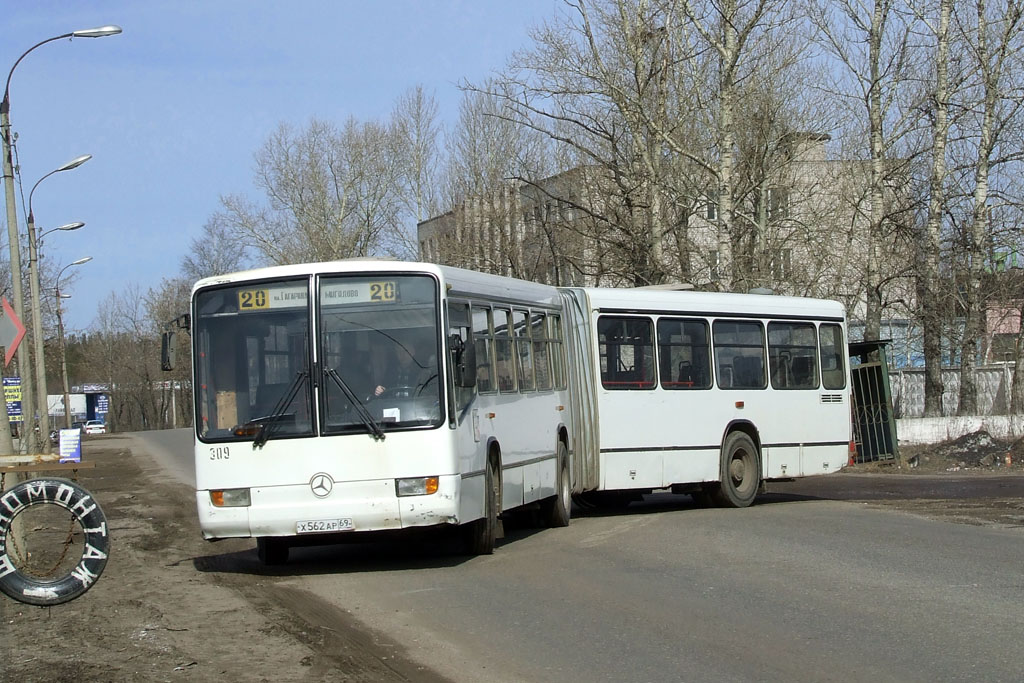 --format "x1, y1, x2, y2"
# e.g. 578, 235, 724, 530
191, 259, 563, 308
571, 286, 846, 321
191, 260, 844, 320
